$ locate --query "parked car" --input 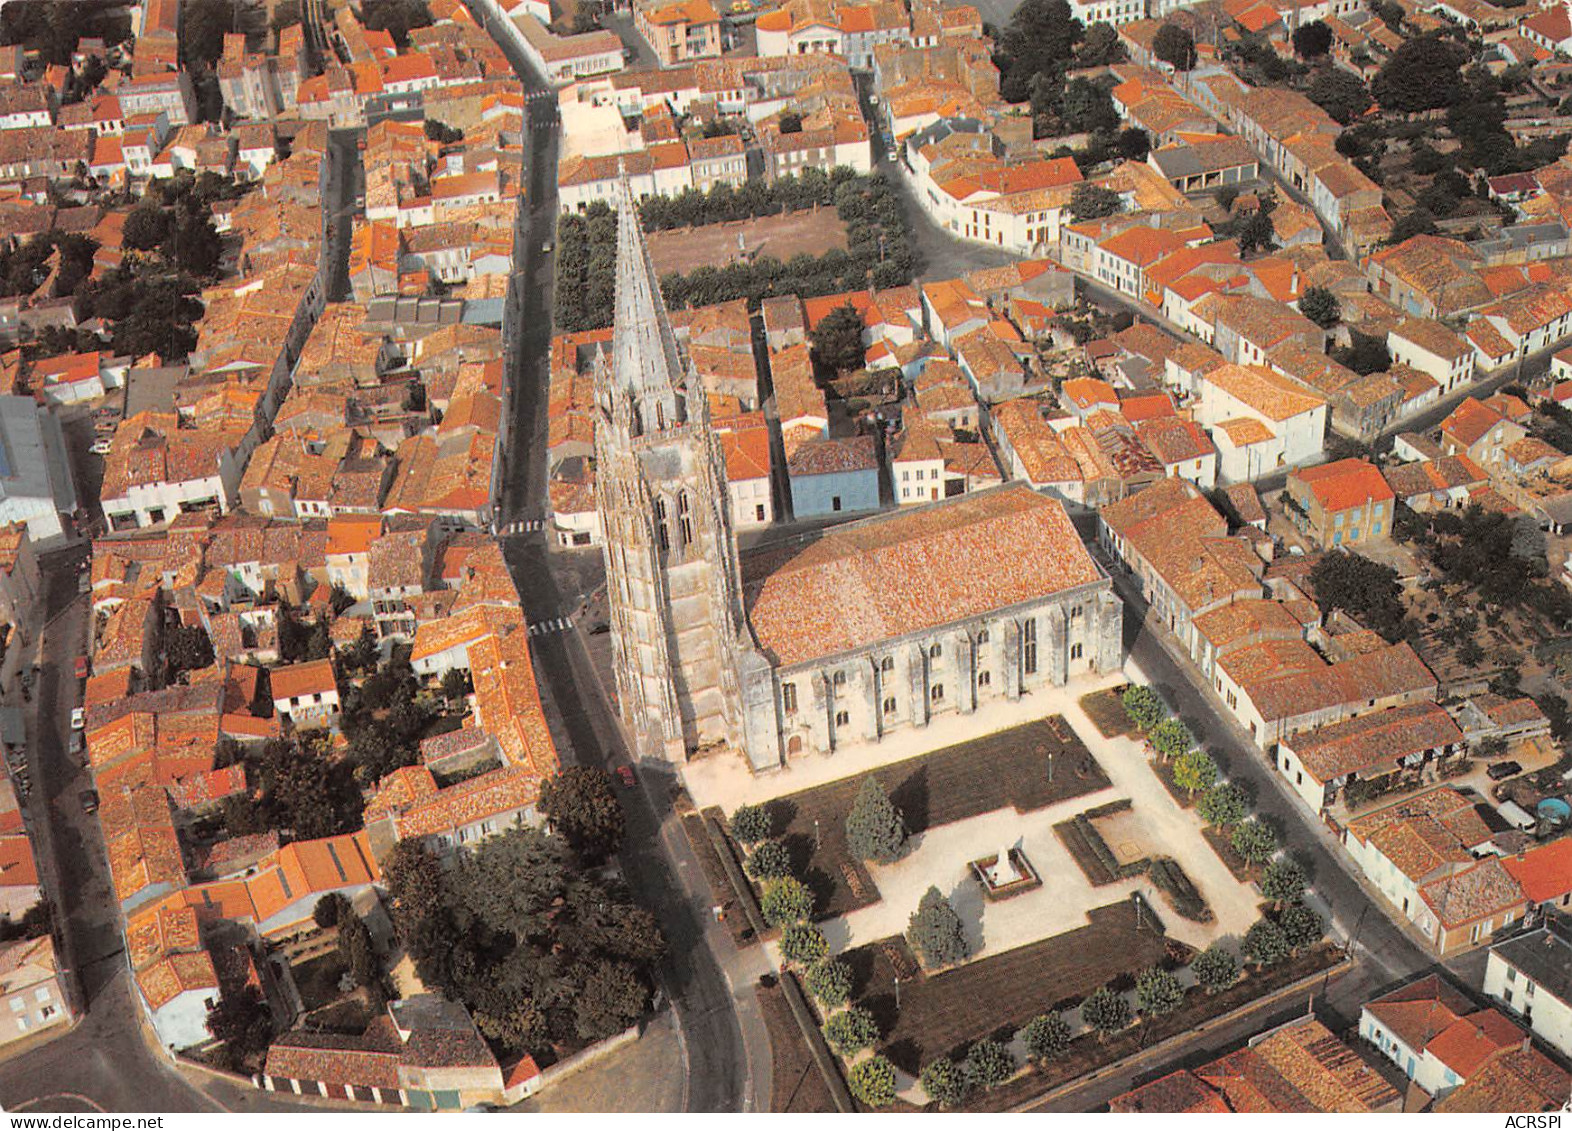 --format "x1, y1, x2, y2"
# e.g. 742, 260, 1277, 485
1487, 760, 1523, 781
616, 764, 636, 789
69, 732, 83, 758
74, 656, 88, 680
79, 790, 98, 814
70, 707, 85, 730
89, 439, 112, 455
